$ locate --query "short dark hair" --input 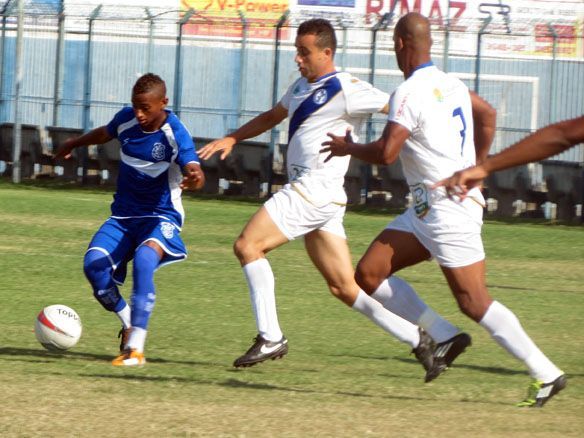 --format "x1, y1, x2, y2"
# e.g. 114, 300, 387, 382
297, 19, 337, 55
132, 73, 166, 97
